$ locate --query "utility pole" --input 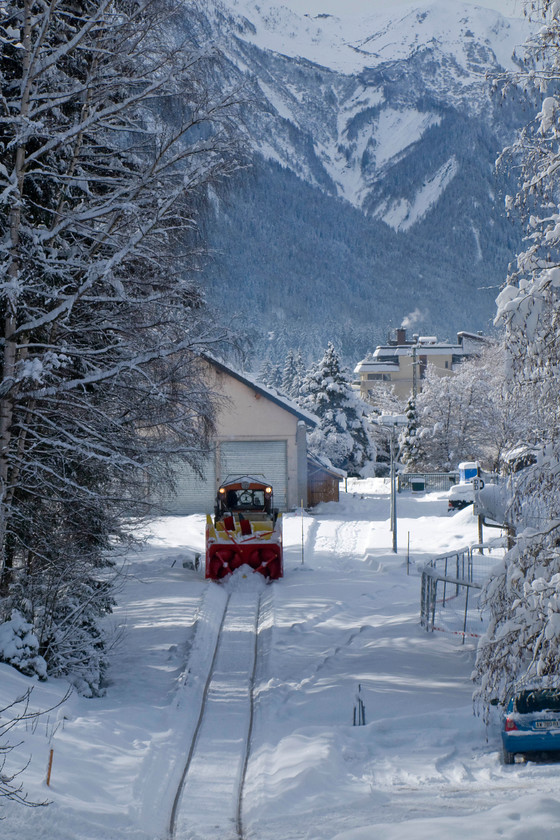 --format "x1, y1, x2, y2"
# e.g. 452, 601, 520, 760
379, 414, 408, 553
